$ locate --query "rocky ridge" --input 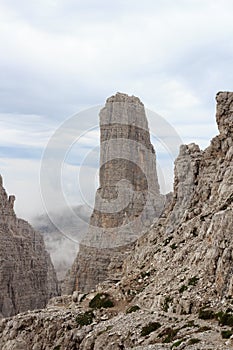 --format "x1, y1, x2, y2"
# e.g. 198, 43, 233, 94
0, 176, 59, 318
0, 91, 232, 349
